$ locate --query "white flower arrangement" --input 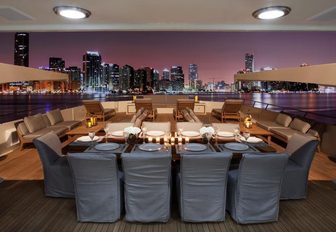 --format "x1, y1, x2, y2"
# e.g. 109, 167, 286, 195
124, 126, 141, 135
200, 126, 215, 135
